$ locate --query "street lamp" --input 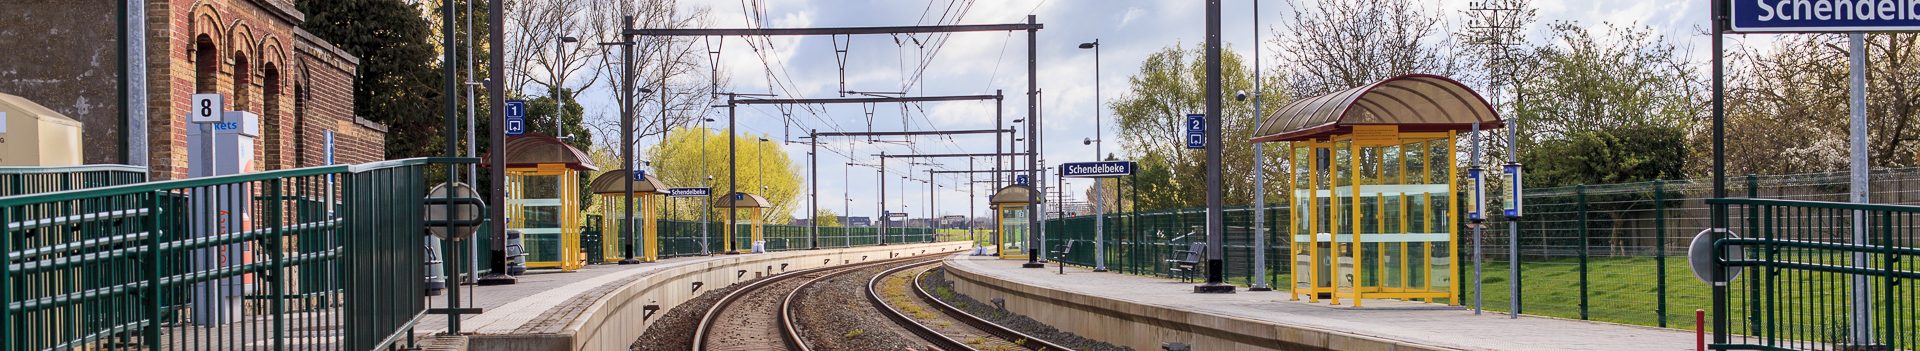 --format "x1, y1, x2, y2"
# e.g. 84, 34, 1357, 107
1078, 39, 1109, 272
553, 36, 578, 139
